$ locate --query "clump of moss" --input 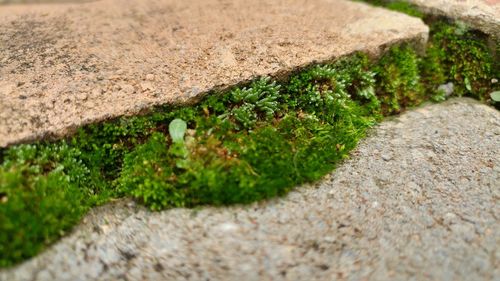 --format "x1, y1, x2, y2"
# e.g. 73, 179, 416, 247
0, 143, 98, 265
118, 57, 378, 210
421, 20, 498, 101
375, 45, 423, 114
0, 16, 498, 266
